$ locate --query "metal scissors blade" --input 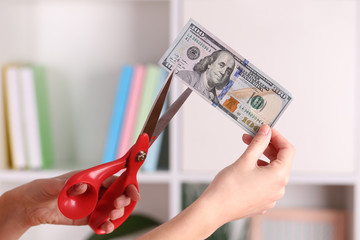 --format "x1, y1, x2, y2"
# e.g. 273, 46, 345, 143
151, 87, 192, 142
140, 67, 175, 140
141, 67, 192, 146
58, 65, 192, 234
